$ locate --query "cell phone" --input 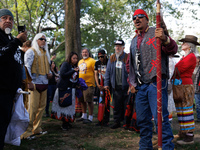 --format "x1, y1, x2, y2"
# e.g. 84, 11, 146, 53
18, 25, 26, 33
